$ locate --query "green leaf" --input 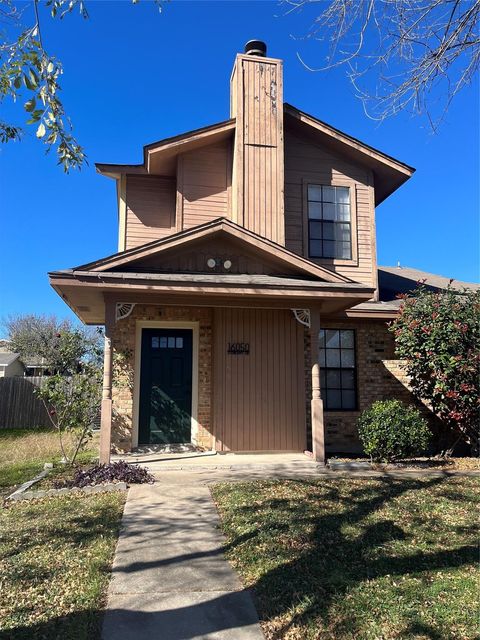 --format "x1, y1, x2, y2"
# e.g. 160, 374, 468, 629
13, 76, 21, 89
23, 73, 35, 91
28, 68, 39, 89
24, 98, 36, 112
